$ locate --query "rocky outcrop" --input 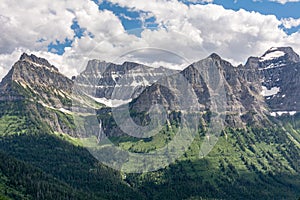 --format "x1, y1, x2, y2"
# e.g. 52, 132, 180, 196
106, 53, 269, 135
245, 47, 300, 113
74, 60, 176, 105
0, 53, 75, 135
0, 53, 73, 108
1, 47, 299, 138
